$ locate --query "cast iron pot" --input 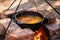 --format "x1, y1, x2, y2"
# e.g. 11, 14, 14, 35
15, 10, 44, 31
